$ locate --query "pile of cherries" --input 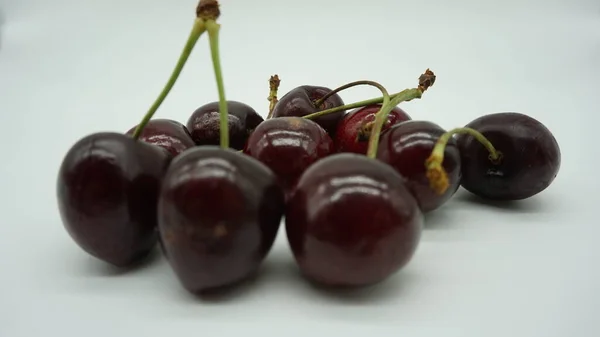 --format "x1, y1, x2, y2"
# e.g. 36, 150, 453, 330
56, 0, 561, 296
